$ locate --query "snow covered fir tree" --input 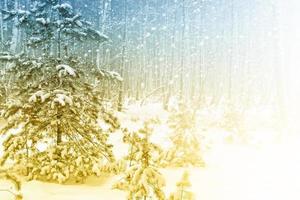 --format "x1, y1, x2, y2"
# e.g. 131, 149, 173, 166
169, 171, 195, 200
159, 103, 205, 167
0, 0, 122, 183
0, 0, 291, 199
113, 122, 166, 200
